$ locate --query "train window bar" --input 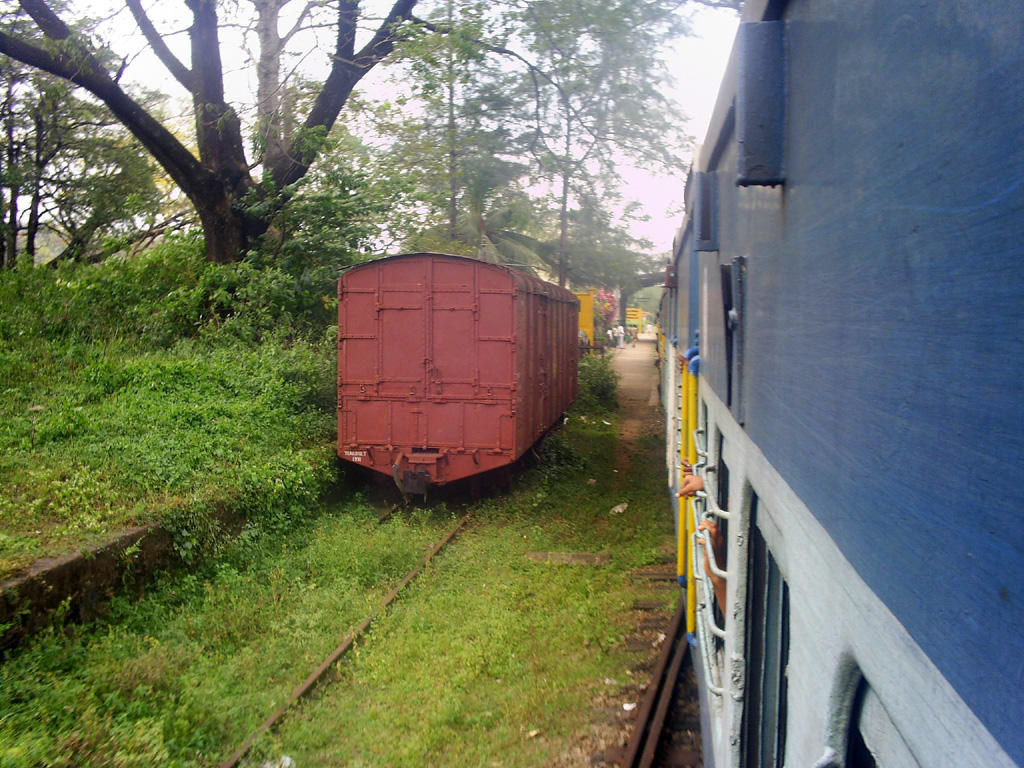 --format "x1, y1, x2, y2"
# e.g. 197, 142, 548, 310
690, 496, 728, 637
694, 427, 708, 458
690, 495, 726, 697
690, 436, 736, 700
695, 439, 730, 521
